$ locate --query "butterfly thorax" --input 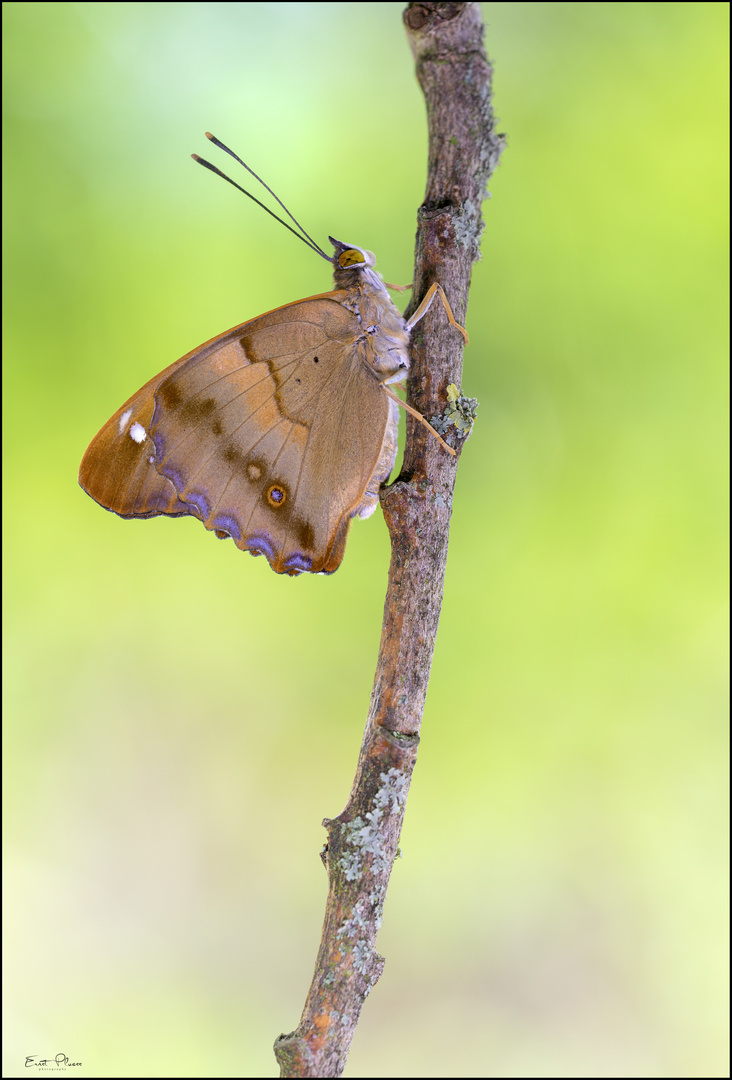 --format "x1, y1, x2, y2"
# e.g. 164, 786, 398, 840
332, 261, 411, 386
